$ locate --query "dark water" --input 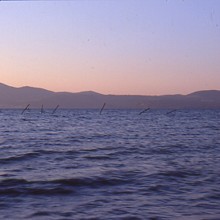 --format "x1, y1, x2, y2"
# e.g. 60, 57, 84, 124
0, 109, 220, 220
